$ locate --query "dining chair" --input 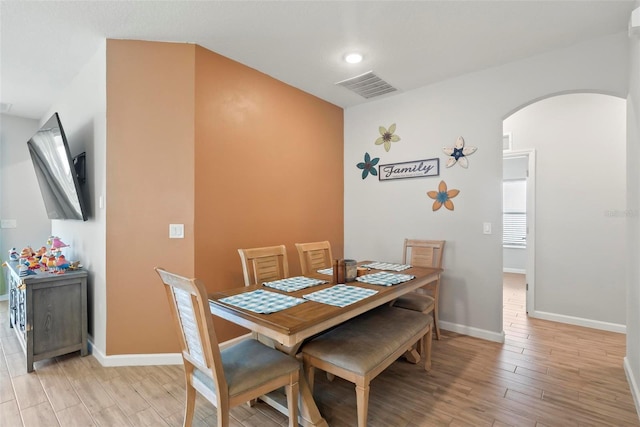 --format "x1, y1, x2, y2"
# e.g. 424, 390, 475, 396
155, 267, 300, 427
294, 241, 333, 276
237, 245, 289, 286
391, 239, 445, 340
